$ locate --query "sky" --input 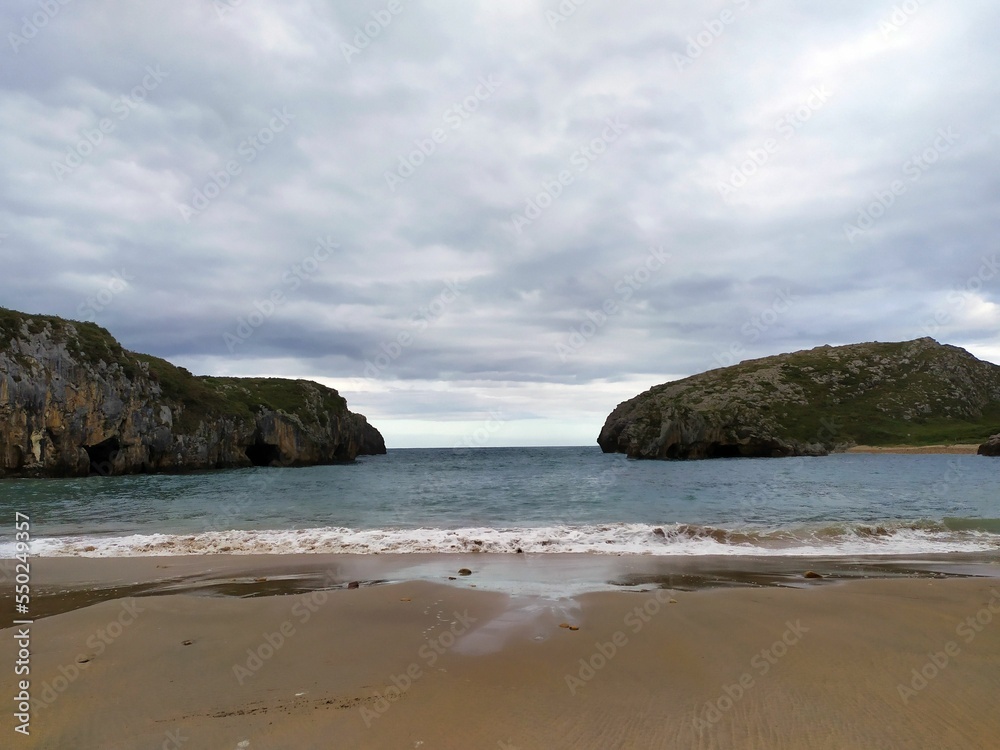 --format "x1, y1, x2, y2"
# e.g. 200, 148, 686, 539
1, 0, 998, 448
